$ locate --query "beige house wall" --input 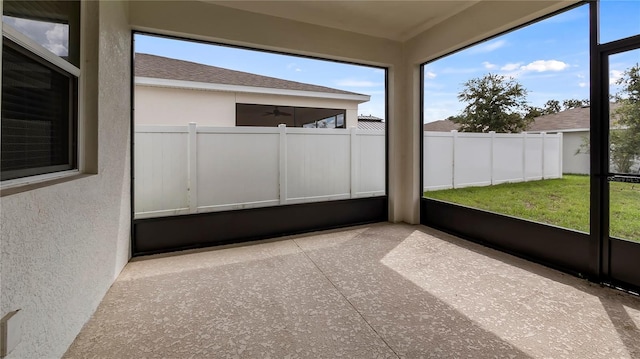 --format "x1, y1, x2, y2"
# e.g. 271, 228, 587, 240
135, 85, 361, 128
135, 86, 236, 126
